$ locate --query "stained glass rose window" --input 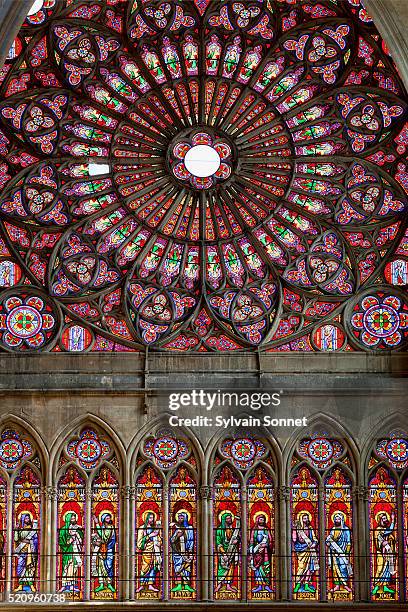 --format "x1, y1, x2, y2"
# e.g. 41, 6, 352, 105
0, 0, 406, 351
